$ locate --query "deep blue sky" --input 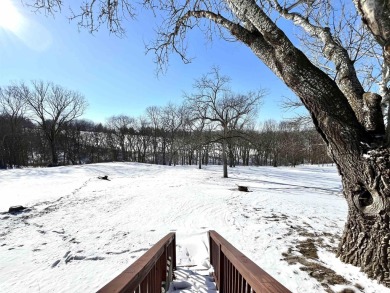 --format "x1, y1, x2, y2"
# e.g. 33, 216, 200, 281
0, 0, 305, 124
